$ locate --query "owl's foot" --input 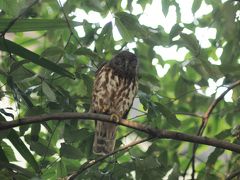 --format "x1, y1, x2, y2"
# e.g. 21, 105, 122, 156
110, 114, 120, 123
